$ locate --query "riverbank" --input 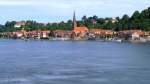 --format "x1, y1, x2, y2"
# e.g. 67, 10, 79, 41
1, 37, 150, 44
